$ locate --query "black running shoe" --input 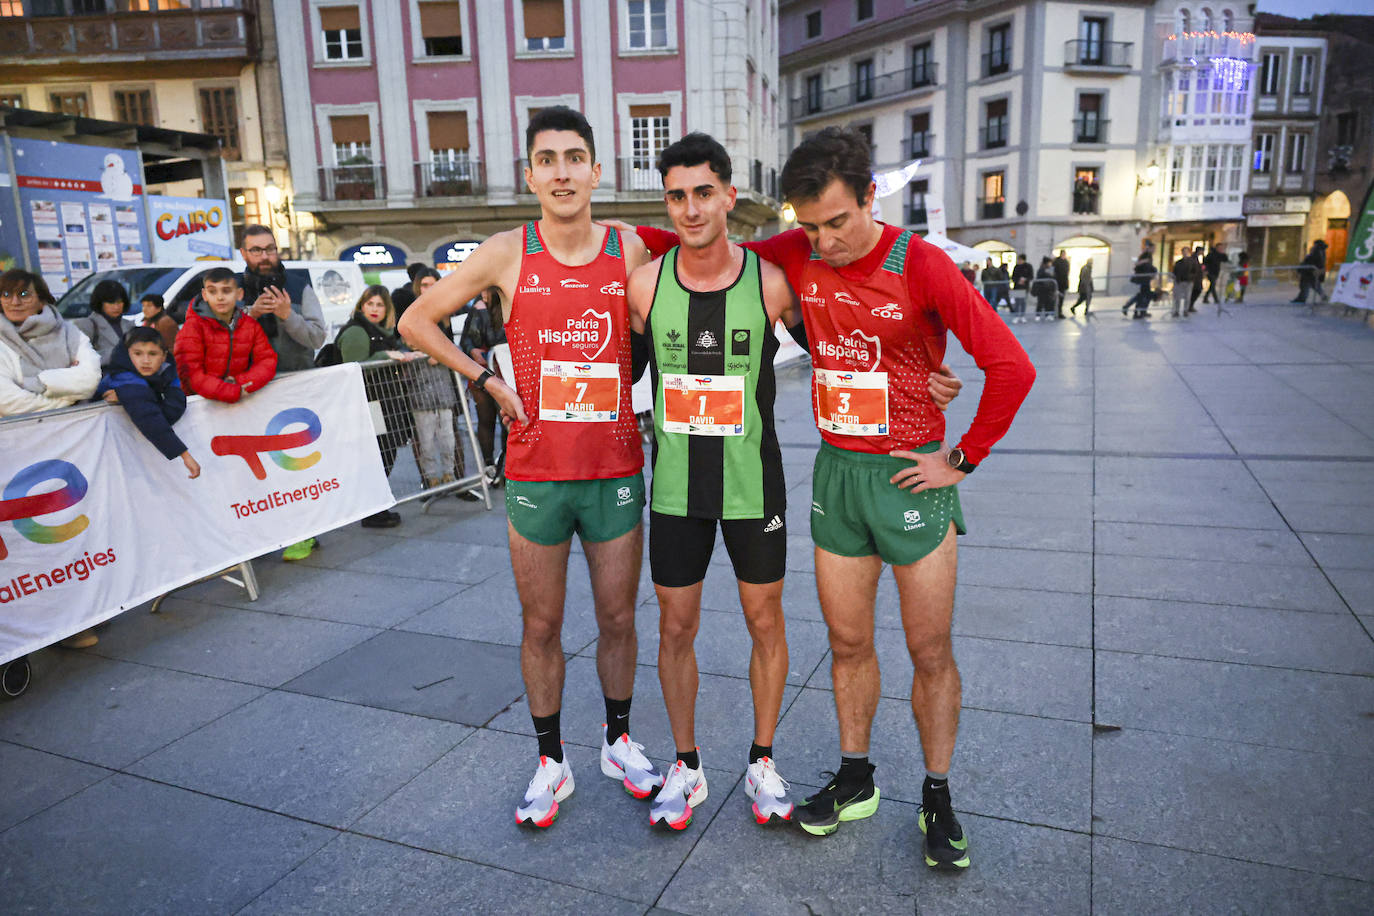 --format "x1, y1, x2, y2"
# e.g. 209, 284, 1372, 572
794, 765, 880, 837
918, 785, 970, 869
